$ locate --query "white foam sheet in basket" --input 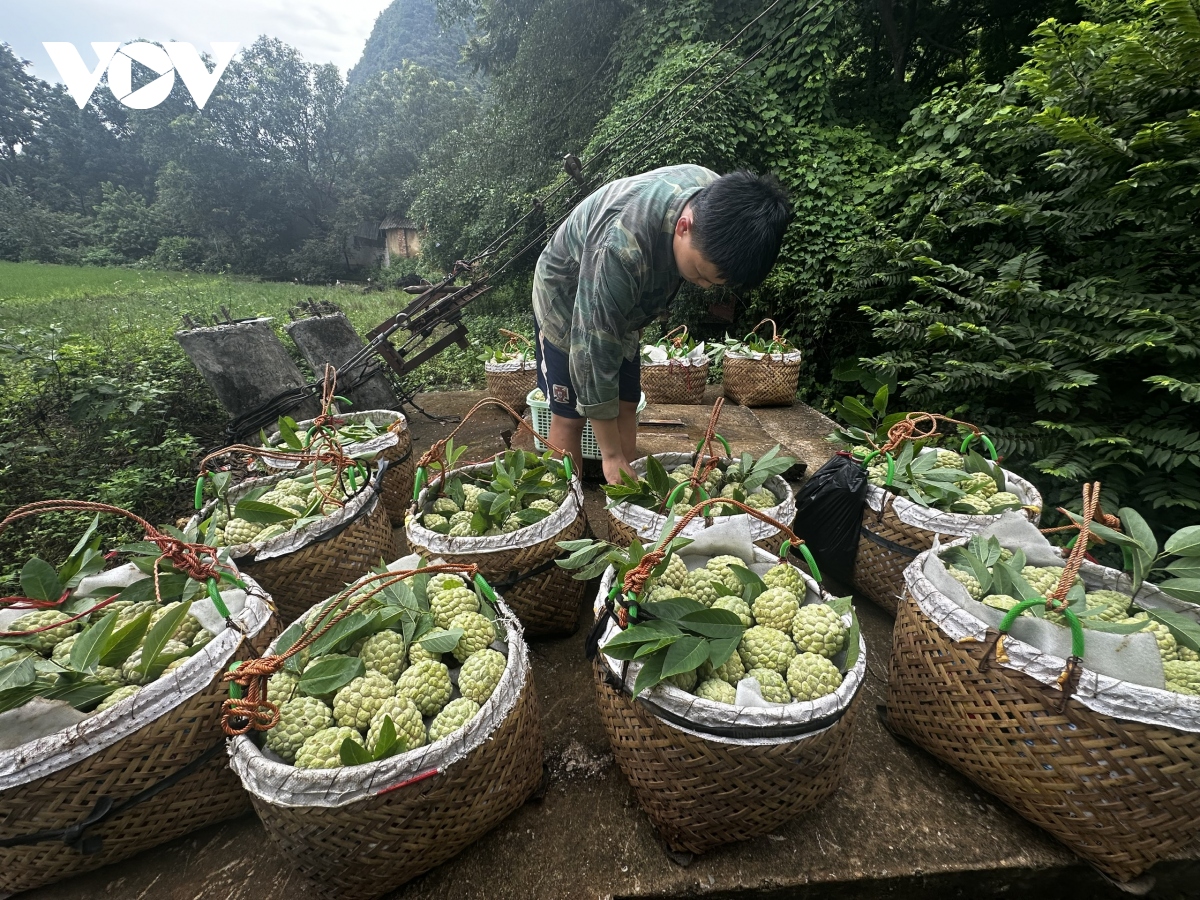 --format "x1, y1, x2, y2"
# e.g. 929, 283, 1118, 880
0, 577, 274, 790
226, 558, 531, 809
910, 515, 1200, 731
641, 344, 708, 366
263, 410, 406, 470
594, 519, 865, 745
